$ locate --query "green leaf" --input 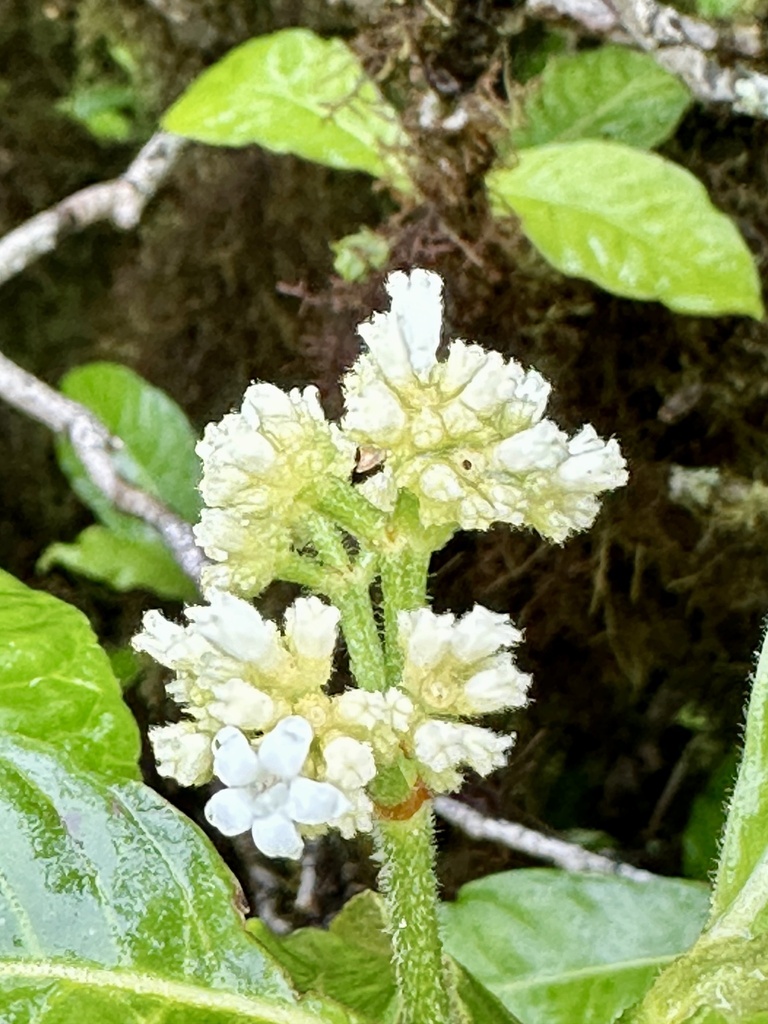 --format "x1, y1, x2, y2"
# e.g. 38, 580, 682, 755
331, 227, 390, 282
622, 932, 768, 1024
511, 46, 691, 150
0, 569, 139, 780
487, 141, 765, 318
0, 734, 353, 1024
440, 868, 710, 1024
163, 29, 409, 186
56, 361, 201, 531
683, 753, 738, 881
710, 628, 768, 931
251, 891, 398, 1024
250, 890, 523, 1024
39, 523, 198, 601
